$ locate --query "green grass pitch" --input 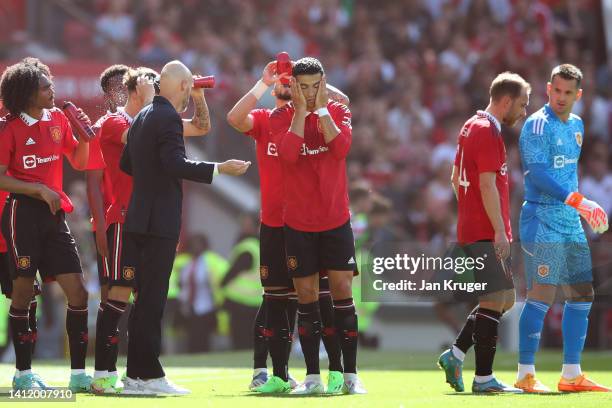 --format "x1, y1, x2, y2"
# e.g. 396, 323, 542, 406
1, 350, 611, 407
